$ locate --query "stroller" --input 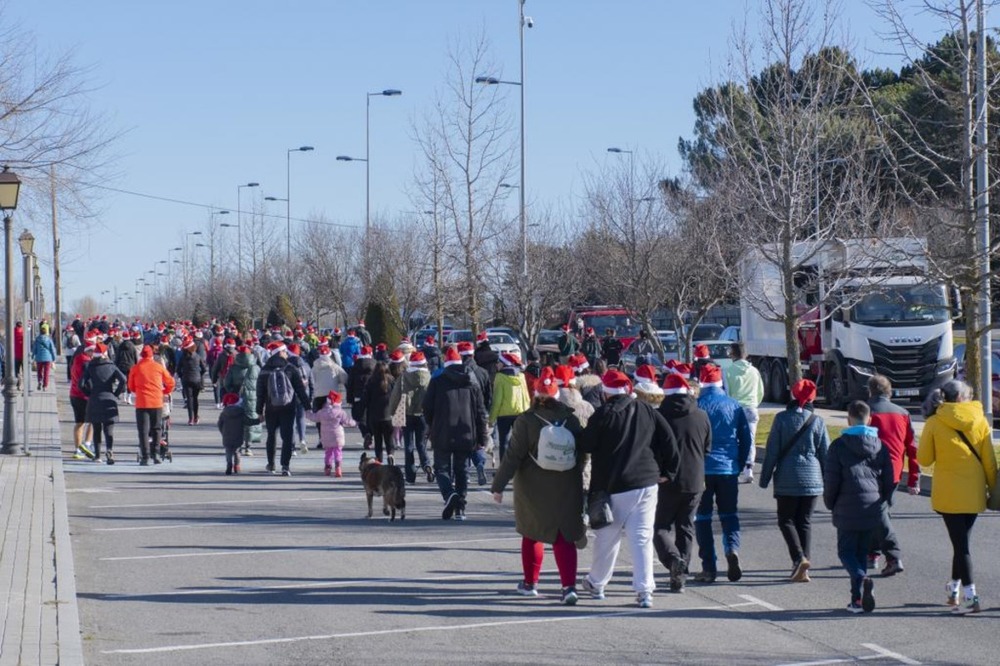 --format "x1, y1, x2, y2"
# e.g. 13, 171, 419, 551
136, 394, 174, 463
